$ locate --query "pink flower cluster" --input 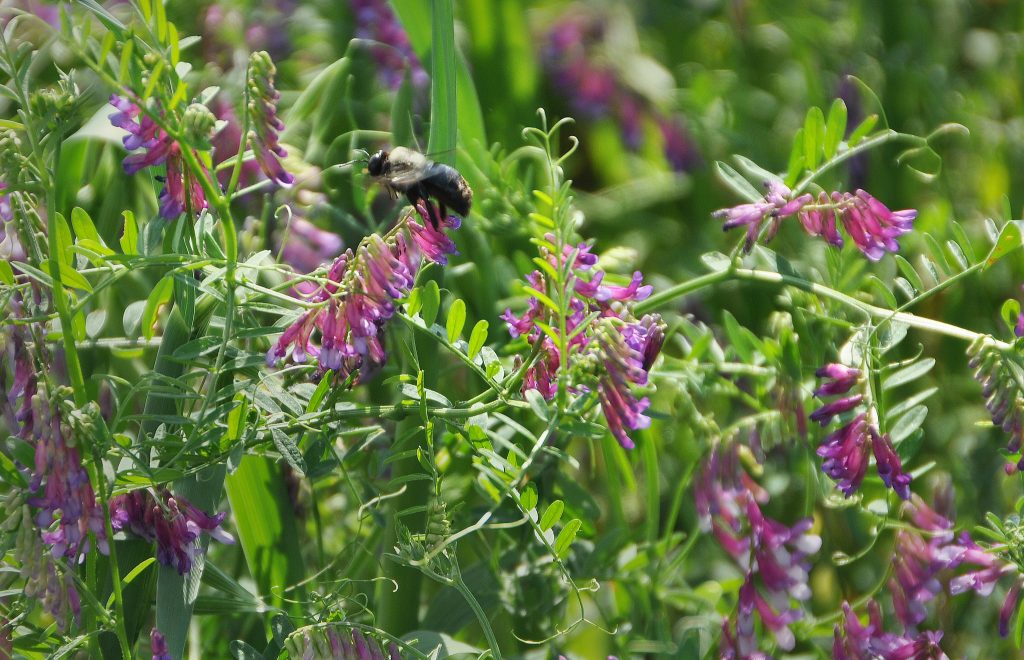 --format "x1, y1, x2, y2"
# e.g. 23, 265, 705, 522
110, 488, 234, 576
266, 203, 460, 383
697, 444, 821, 656
501, 235, 664, 449
714, 181, 916, 261
109, 96, 209, 219
247, 51, 294, 187
811, 363, 911, 499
